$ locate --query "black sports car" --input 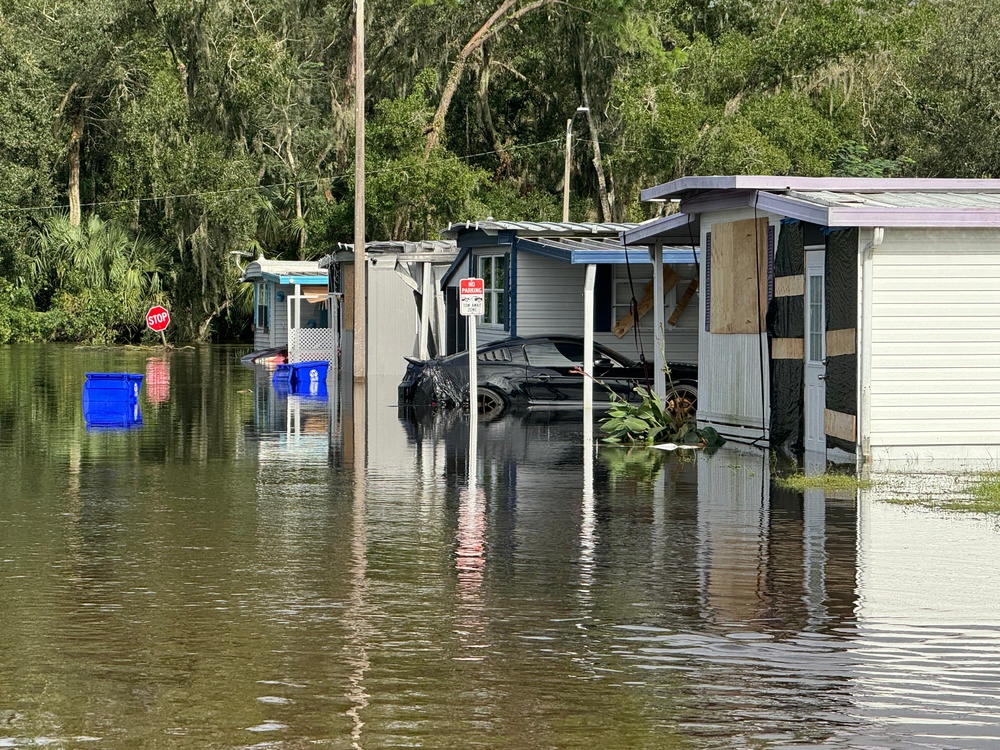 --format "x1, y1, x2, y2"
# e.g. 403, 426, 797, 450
398, 334, 697, 418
